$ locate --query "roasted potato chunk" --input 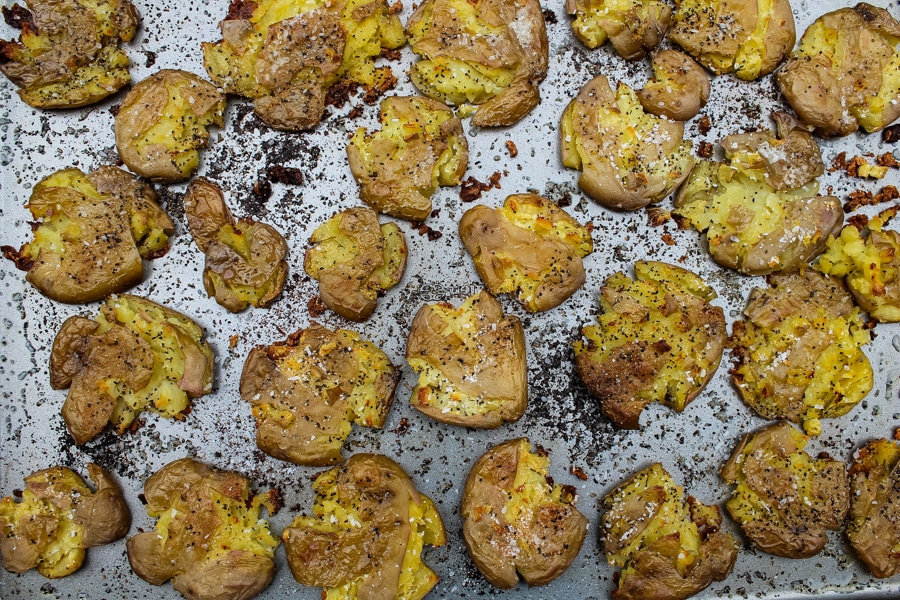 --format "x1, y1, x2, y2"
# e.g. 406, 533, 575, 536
574, 262, 726, 429
777, 3, 900, 137
126, 458, 279, 600
406, 290, 527, 428
50, 294, 214, 444
0, 464, 129, 578
637, 50, 710, 121
561, 75, 693, 210
1, 166, 173, 304
283, 453, 446, 600
721, 422, 850, 558
406, 0, 548, 127
601, 463, 738, 600
566, 0, 670, 60
459, 193, 593, 312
